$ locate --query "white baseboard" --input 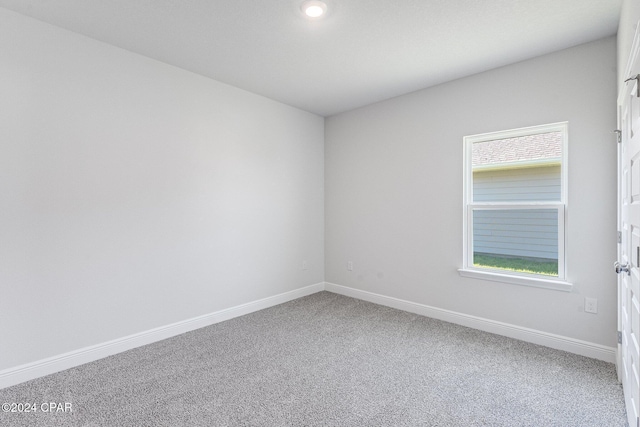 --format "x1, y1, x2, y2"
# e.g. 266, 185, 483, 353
1, 281, 615, 390
0, 282, 325, 390
324, 282, 616, 363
